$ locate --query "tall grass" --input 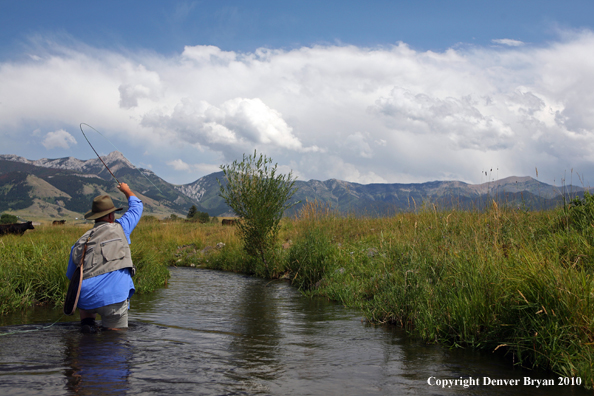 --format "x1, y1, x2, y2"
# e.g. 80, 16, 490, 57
277, 200, 594, 387
0, 218, 243, 315
0, 227, 77, 315
0, 222, 172, 314
1, 204, 593, 386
